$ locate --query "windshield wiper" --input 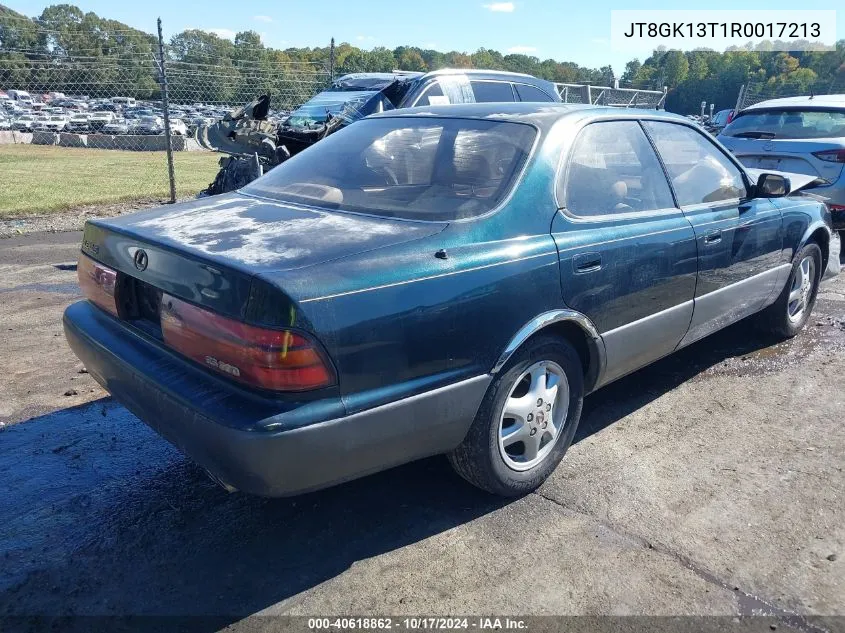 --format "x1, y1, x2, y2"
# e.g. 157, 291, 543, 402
731, 131, 776, 139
